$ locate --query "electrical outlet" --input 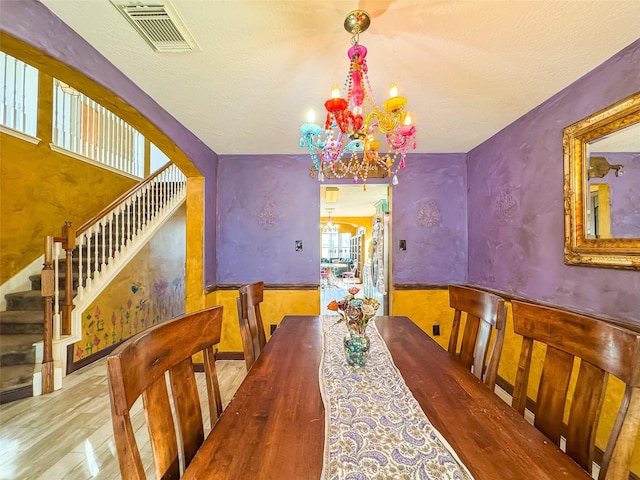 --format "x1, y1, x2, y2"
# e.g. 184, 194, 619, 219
432, 325, 441, 336
399, 239, 407, 251
295, 240, 303, 251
